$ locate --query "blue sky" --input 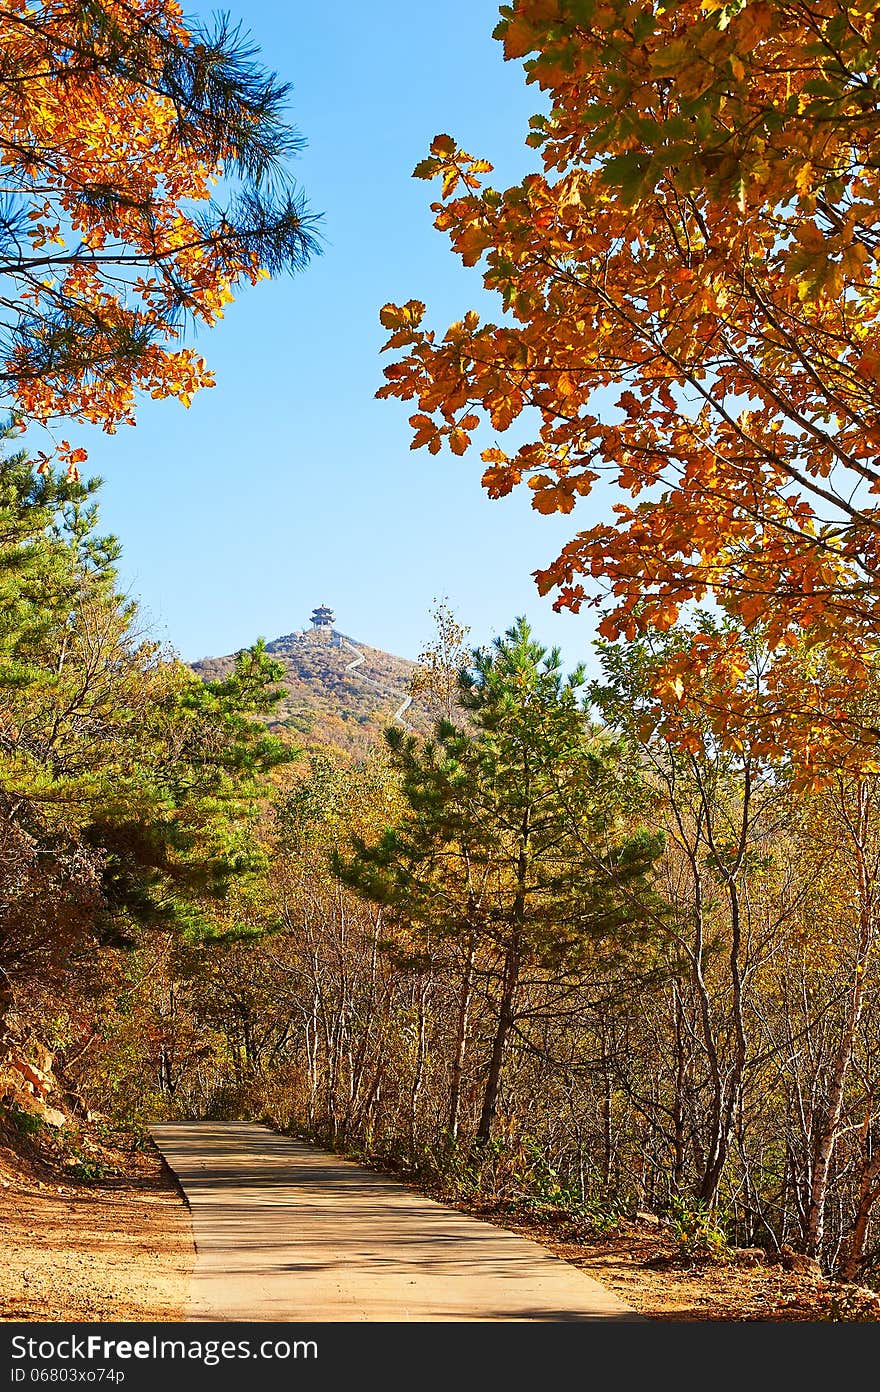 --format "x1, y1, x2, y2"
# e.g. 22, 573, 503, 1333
69, 0, 602, 668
